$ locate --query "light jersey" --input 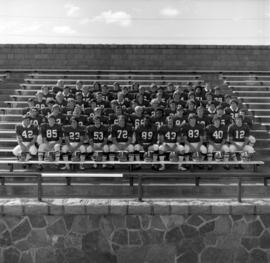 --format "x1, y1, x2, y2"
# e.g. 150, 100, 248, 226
158, 125, 181, 143
111, 124, 133, 143
182, 123, 204, 143
16, 124, 38, 142
63, 125, 85, 143
87, 125, 108, 143
228, 123, 250, 142
40, 123, 62, 142
206, 124, 228, 144
135, 125, 157, 145
129, 114, 145, 129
